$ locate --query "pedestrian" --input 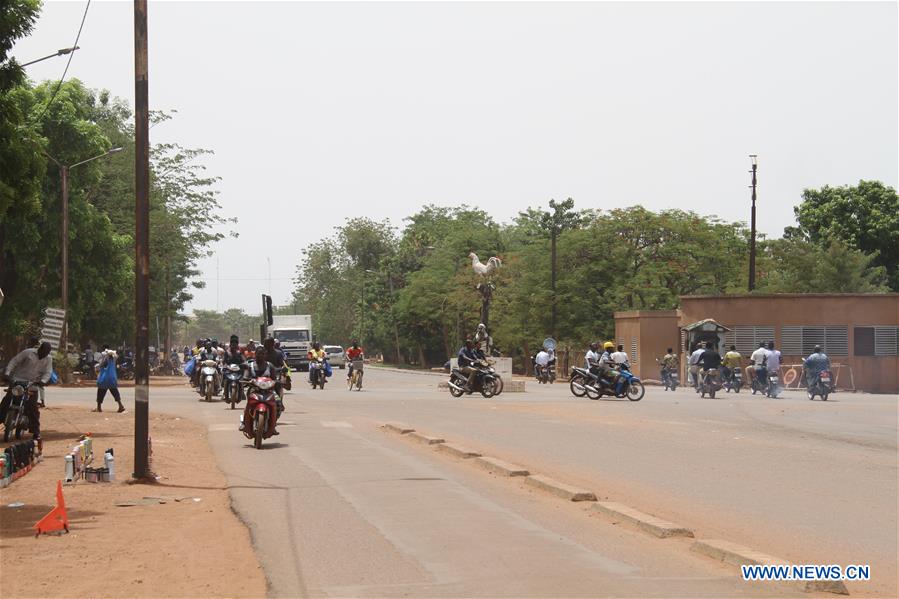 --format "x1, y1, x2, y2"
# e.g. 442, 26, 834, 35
95, 346, 125, 413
